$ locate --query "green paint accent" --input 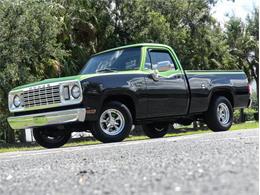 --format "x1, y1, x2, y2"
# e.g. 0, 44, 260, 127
33, 116, 48, 125
159, 69, 182, 77
140, 47, 146, 71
